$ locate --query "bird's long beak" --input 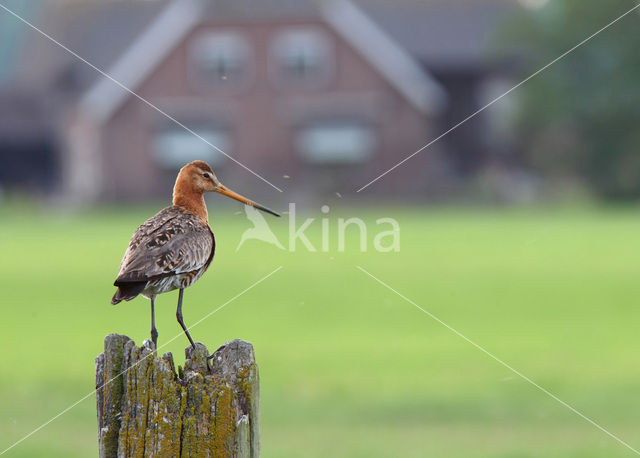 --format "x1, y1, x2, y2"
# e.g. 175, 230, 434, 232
216, 184, 280, 217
